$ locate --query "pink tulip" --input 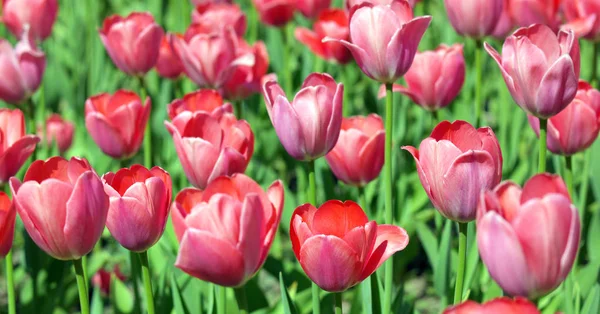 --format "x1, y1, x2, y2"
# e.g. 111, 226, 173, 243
99, 12, 164, 76
477, 174, 580, 298
444, 0, 503, 38
382, 44, 465, 111
509, 0, 561, 31
0, 109, 39, 184
0, 33, 45, 105
221, 40, 272, 101
0, 192, 16, 257
262, 73, 343, 160
528, 80, 600, 156
298, 0, 331, 18
291, 200, 408, 292
295, 9, 352, 64
165, 111, 254, 189
191, 3, 247, 36
491, 0, 513, 39
1, 0, 58, 41
403, 120, 503, 222
345, 0, 420, 10
38, 114, 75, 154
172, 174, 284, 287
325, 114, 385, 186
85, 90, 151, 159
485, 24, 580, 119
103, 165, 172, 252
563, 0, 600, 41
10, 157, 109, 260
168, 89, 233, 120
156, 34, 184, 79
444, 297, 540, 314
326, 0, 431, 83
252, 0, 296, 27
